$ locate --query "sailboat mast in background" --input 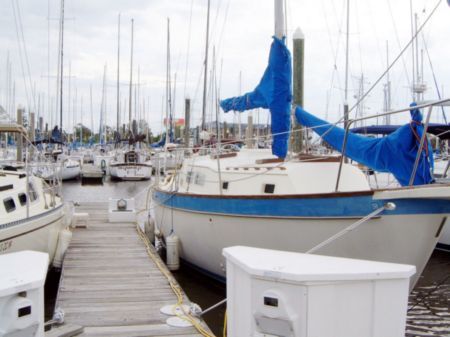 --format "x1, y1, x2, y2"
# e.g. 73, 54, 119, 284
129, 18, 134, 135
